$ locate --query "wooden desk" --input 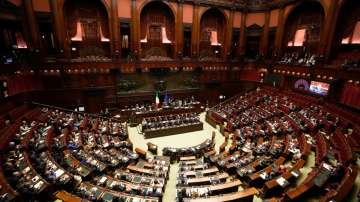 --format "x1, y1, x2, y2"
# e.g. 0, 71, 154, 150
320, 165, 358, 202
147, 142, 158, 154
114, 170, 166, 188
79, 182, 160, 202
181, 160, 198, 166
266, 197, 280, 202
178, 180, 241, 196
265, 159, 305, 190
209, 180, 242, 192
180, 156, 197, 161
96, 175, 163, 195
286, 182, 312, 200
249, 166, 273, 181
127, 165, 153, 175
135, 147, 147, 159
219, 141, 227, 152
141, 161, 155, 169
180, 164, 208, 171
181, 167, 219, 177
204, 150, 216, 158
249, 157, 285, 182
118, 105, 202, 123
205, 111, 222, 129
54, 190, 88, 202
63, 150, 91, 177
183, 187, 259, 202
235, 159, 261, 177
144, 122, 203, 138
186, 173, 229, 185
299, 133, 311, 157
0, 162, 18, 201
127, 164, 168, 178
286, 164, 331, 200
